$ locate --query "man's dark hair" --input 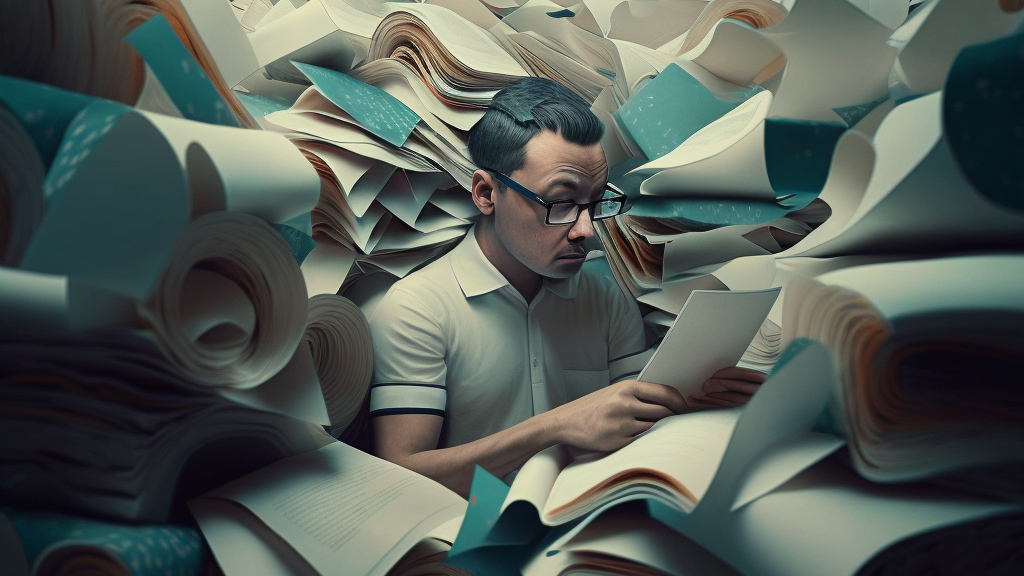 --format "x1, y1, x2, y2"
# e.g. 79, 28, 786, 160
468, 77, 604, 176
